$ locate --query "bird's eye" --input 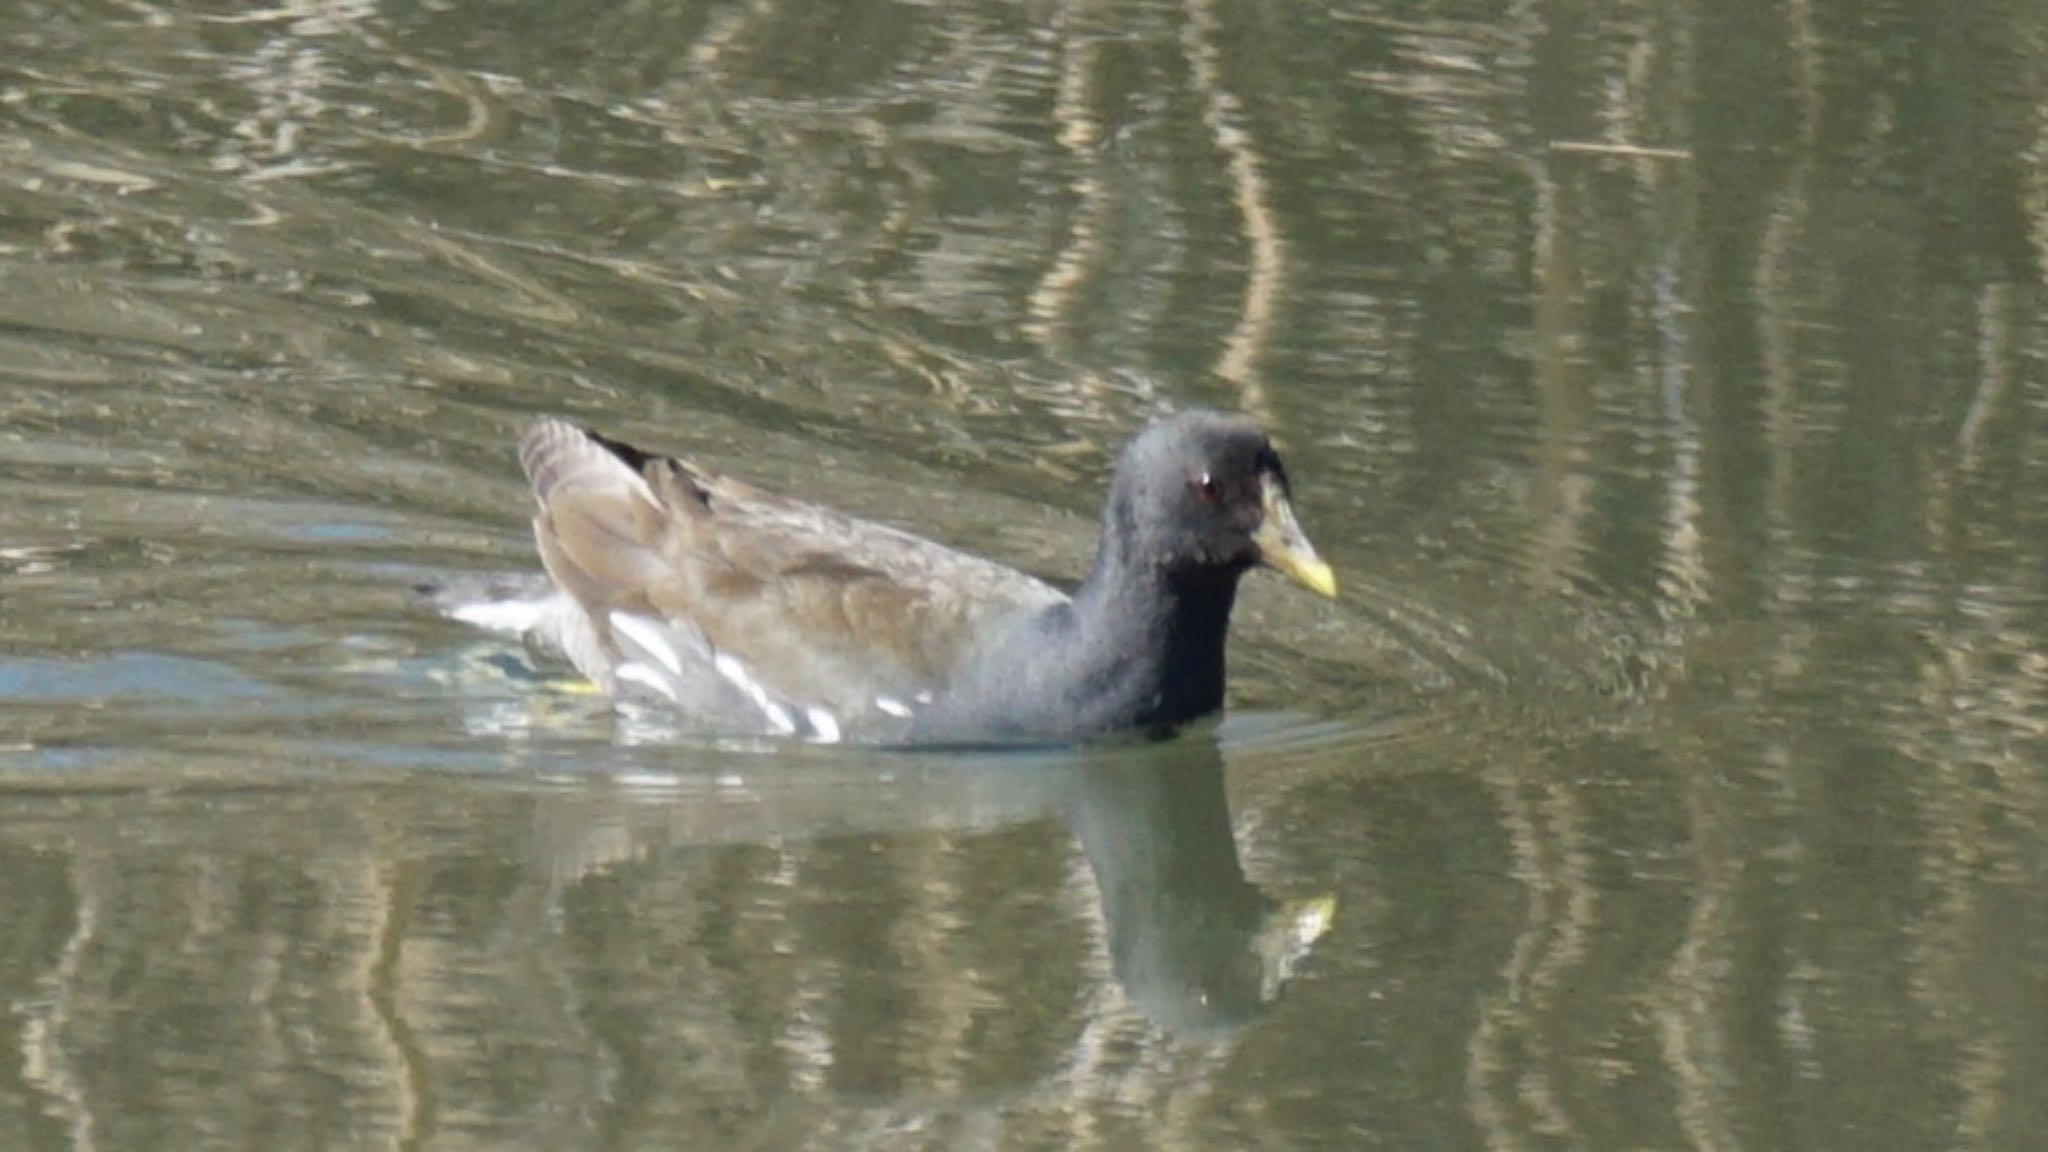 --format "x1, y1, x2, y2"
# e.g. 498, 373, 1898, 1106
1191, 471, 1225, 504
